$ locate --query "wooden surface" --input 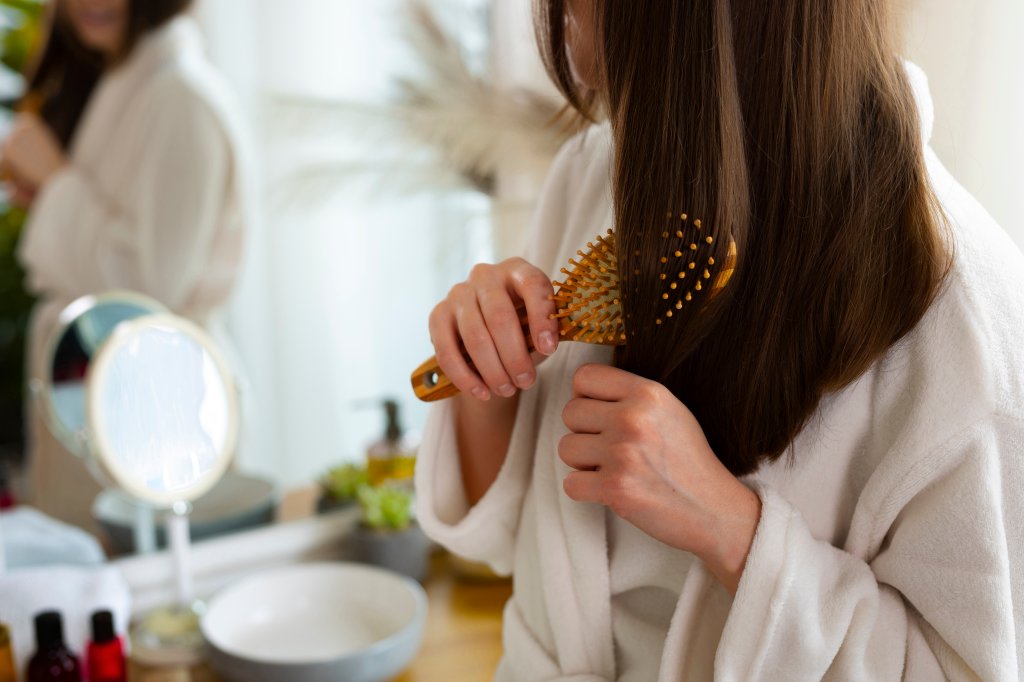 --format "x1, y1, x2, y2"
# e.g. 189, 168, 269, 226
396, 552, 510, 681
